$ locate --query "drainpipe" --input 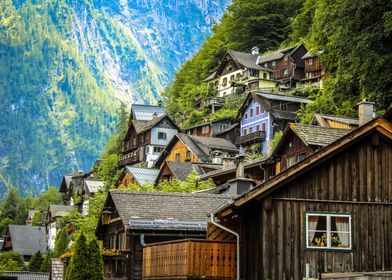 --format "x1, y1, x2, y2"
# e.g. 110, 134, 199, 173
210, 202, 240, 280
